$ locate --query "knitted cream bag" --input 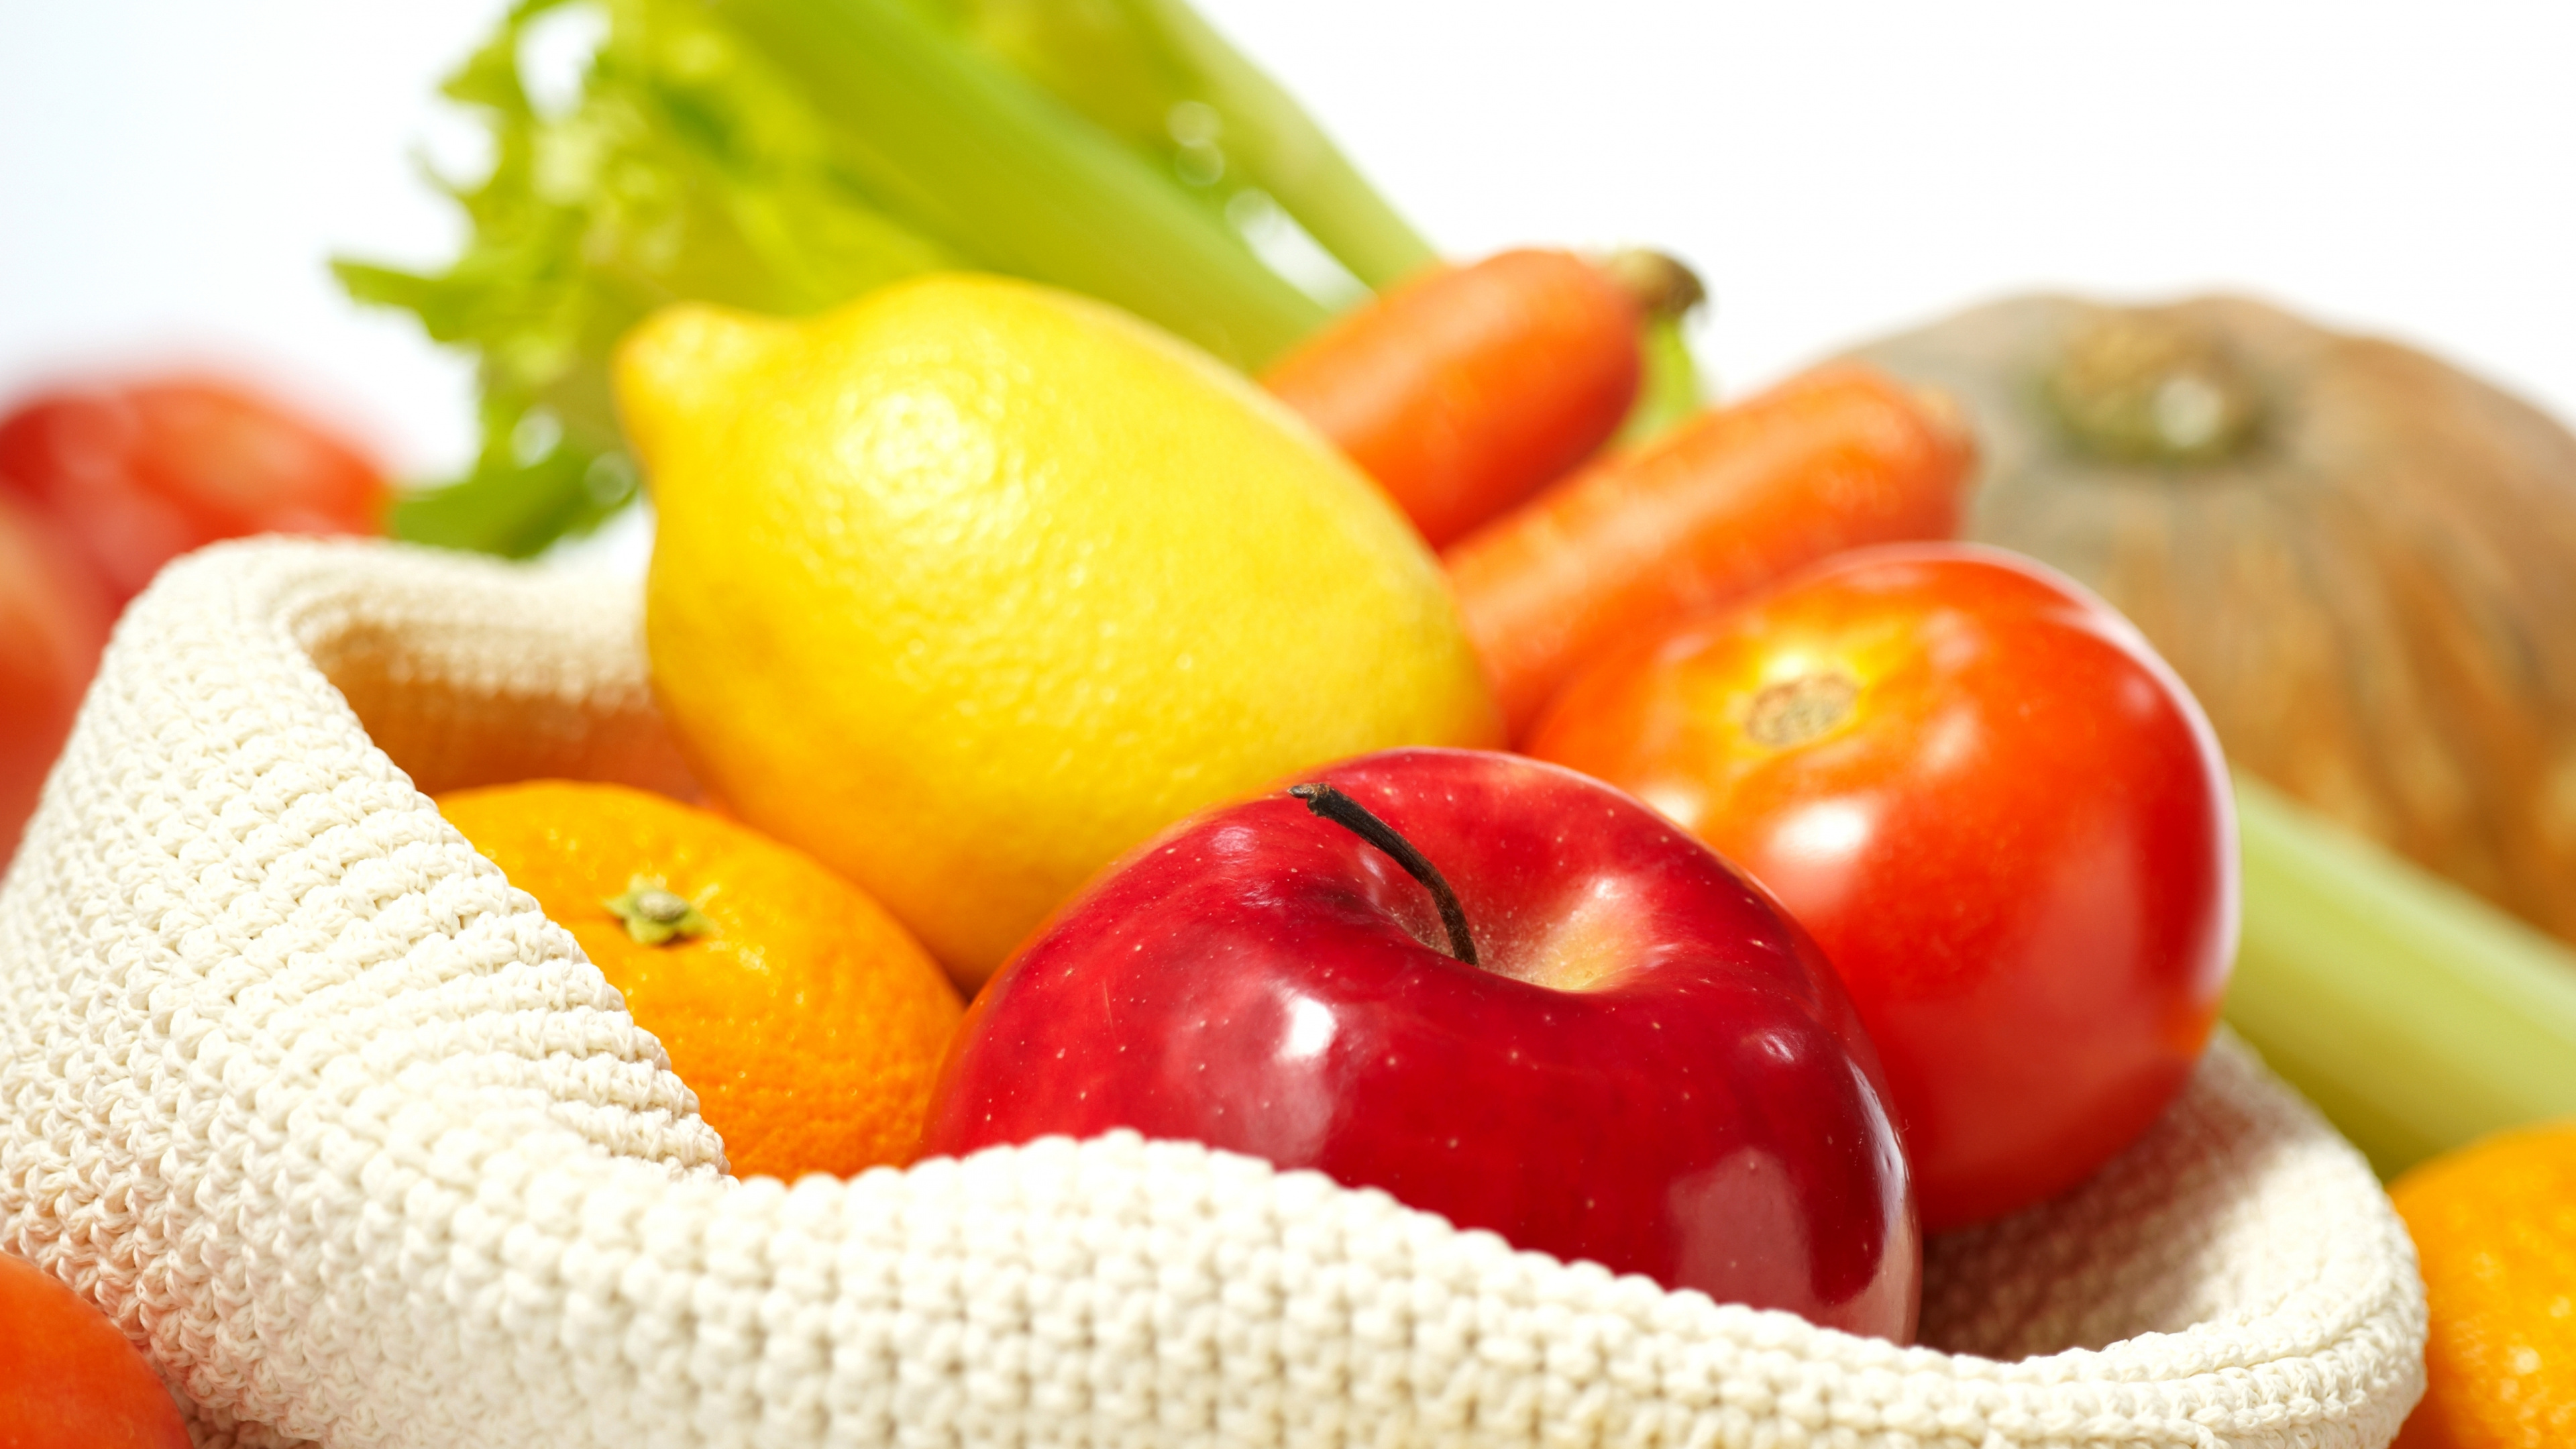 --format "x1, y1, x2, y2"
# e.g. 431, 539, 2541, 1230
1, 540, 2422, 1448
